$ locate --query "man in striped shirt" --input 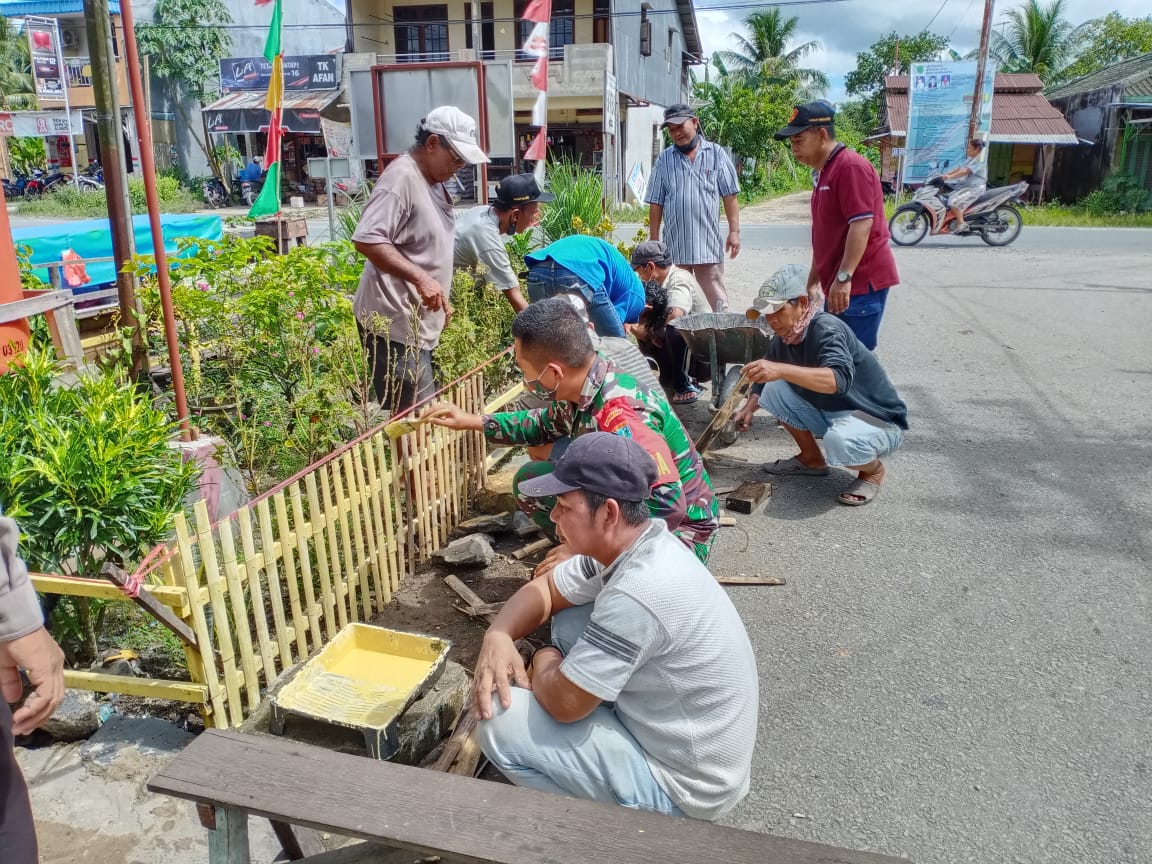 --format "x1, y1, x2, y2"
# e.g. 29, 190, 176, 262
645, 104, 741, 312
